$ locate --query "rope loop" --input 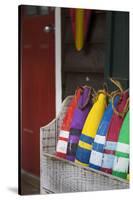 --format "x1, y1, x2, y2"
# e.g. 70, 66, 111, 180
110, 78, 129, 117
74, 85, 96, 110
110, 78, 123, 93
112, 91, 129, 118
